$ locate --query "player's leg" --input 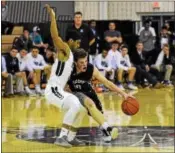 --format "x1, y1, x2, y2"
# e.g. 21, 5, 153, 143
44, 65, 51, 81
34, 69, 42, 95
117, 68, 125, 90
74, 92, 118, 141
127, 67, 138, 90
109, 69, 115, 82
